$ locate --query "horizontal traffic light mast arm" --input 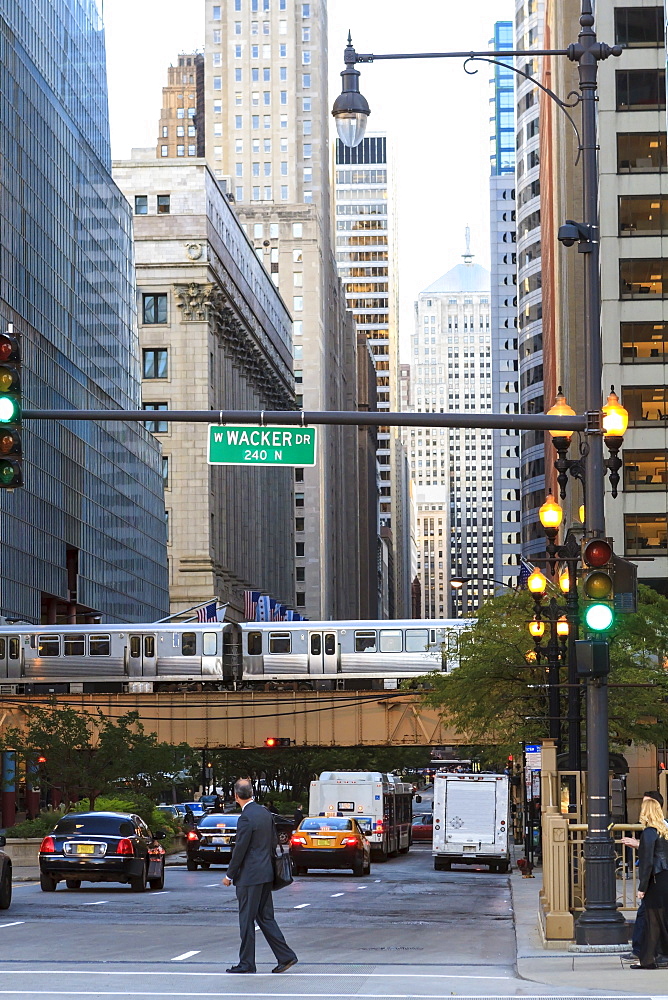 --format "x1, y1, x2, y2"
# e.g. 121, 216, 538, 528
23, 409, 586, 432
354, 48, 569, 62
